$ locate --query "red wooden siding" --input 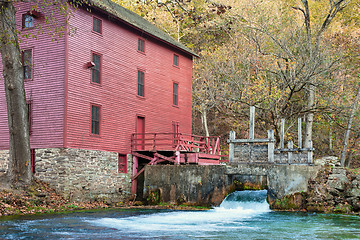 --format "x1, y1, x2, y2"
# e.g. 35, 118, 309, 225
65, 7, 193, 154
0, 2, 66, 150
0, 2, 193, 154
